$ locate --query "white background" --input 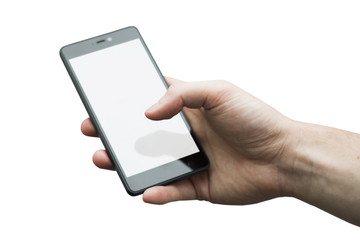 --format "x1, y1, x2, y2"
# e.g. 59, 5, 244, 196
0, 0, 359, 239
